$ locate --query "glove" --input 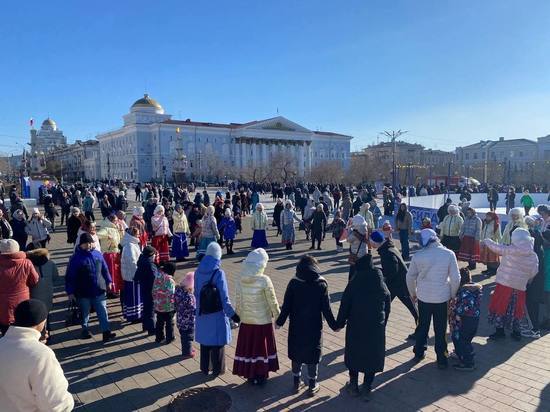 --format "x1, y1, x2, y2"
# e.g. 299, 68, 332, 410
231, 314, 240, 324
